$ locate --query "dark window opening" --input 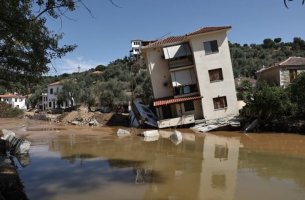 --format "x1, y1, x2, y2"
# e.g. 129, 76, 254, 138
289, 69, 298, 82
209, 68, 223, 82
214, 144, 229, 159
184, 101, 195, 112
212, 174, 226, 189
204, 40, 219, 54
213, 96, 227, 110
162, 105, 172, 119
50, 88, 53, 94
